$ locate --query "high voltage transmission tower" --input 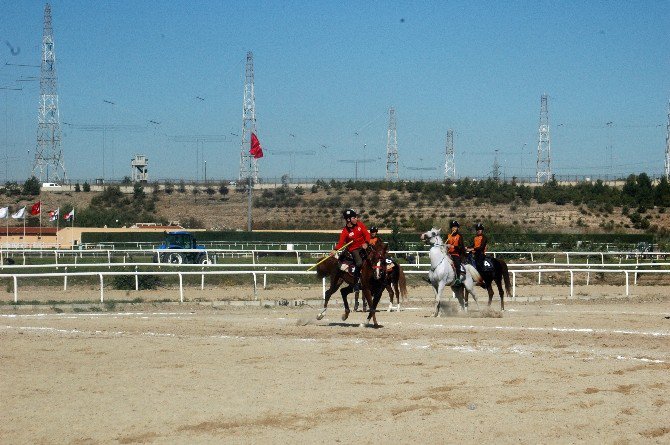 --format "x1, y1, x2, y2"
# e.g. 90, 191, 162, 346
444, 129, 456, 180
535, 94, 552, 183
386, 107, 398, 180
239, 51, 258, 184
665, 100, 669, 180
34, 2, 67, 182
